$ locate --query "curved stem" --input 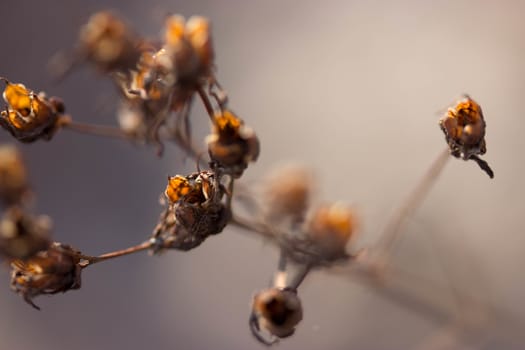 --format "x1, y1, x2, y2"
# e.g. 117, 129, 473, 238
79, 240, 153, 268
376, 147, 450, 261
